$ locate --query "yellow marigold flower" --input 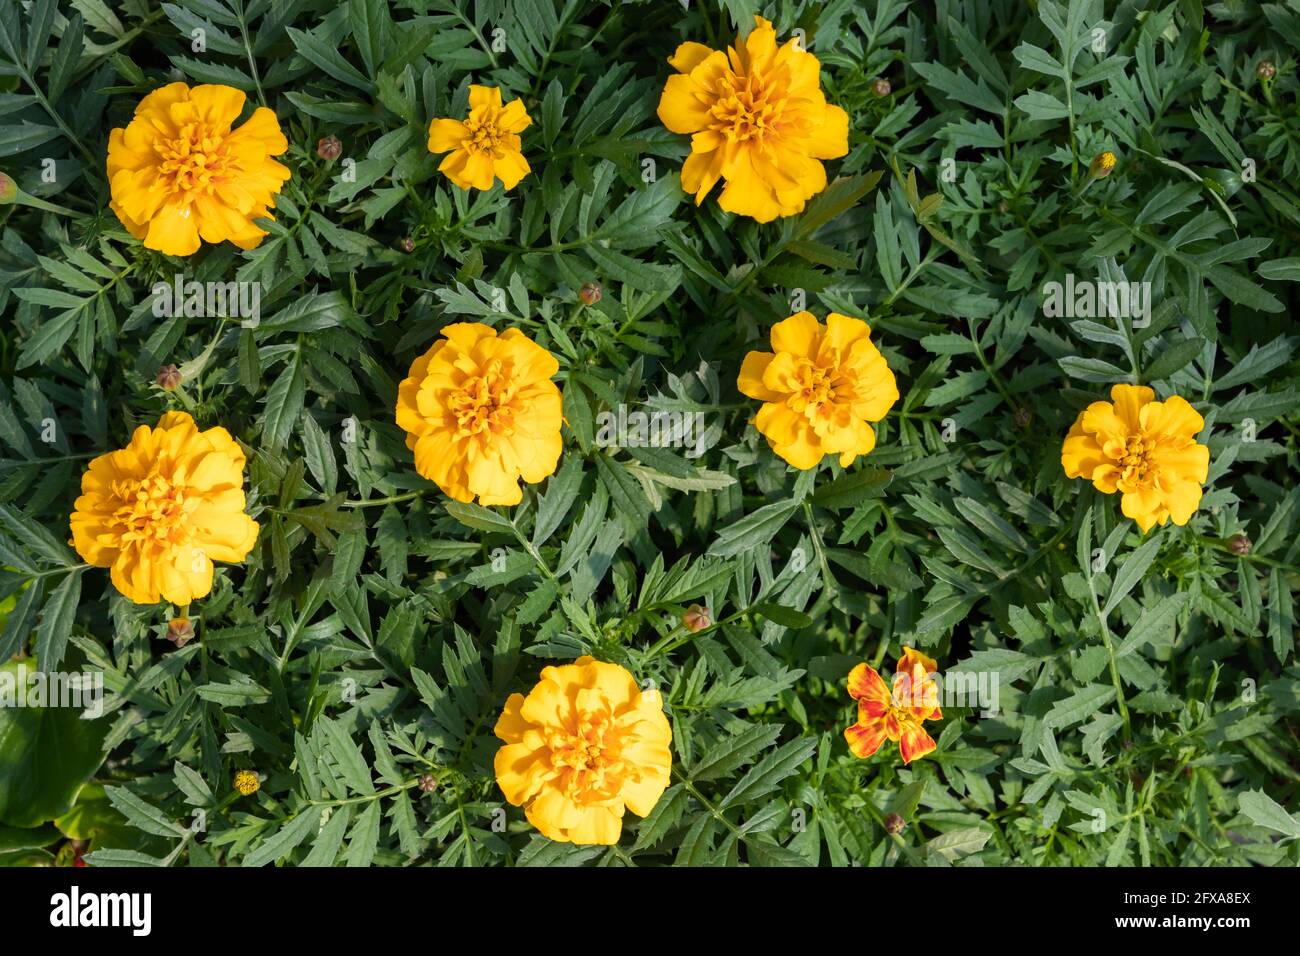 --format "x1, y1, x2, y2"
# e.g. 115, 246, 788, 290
395, 323, 563, 505
737, 311, 898, 469
656, 16, 849, 222
427, 85, 531, 191
1062, 384, 1210, 533
233, 770, 260, 796
844, 647, 943, 765
494, 657, 673, 845
70, 411, 260, 605
107, 83, 290, 256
